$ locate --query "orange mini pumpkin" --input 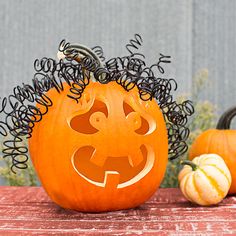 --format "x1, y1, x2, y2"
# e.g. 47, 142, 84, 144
189, 107, 236, 194
29, 81, 168, 212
